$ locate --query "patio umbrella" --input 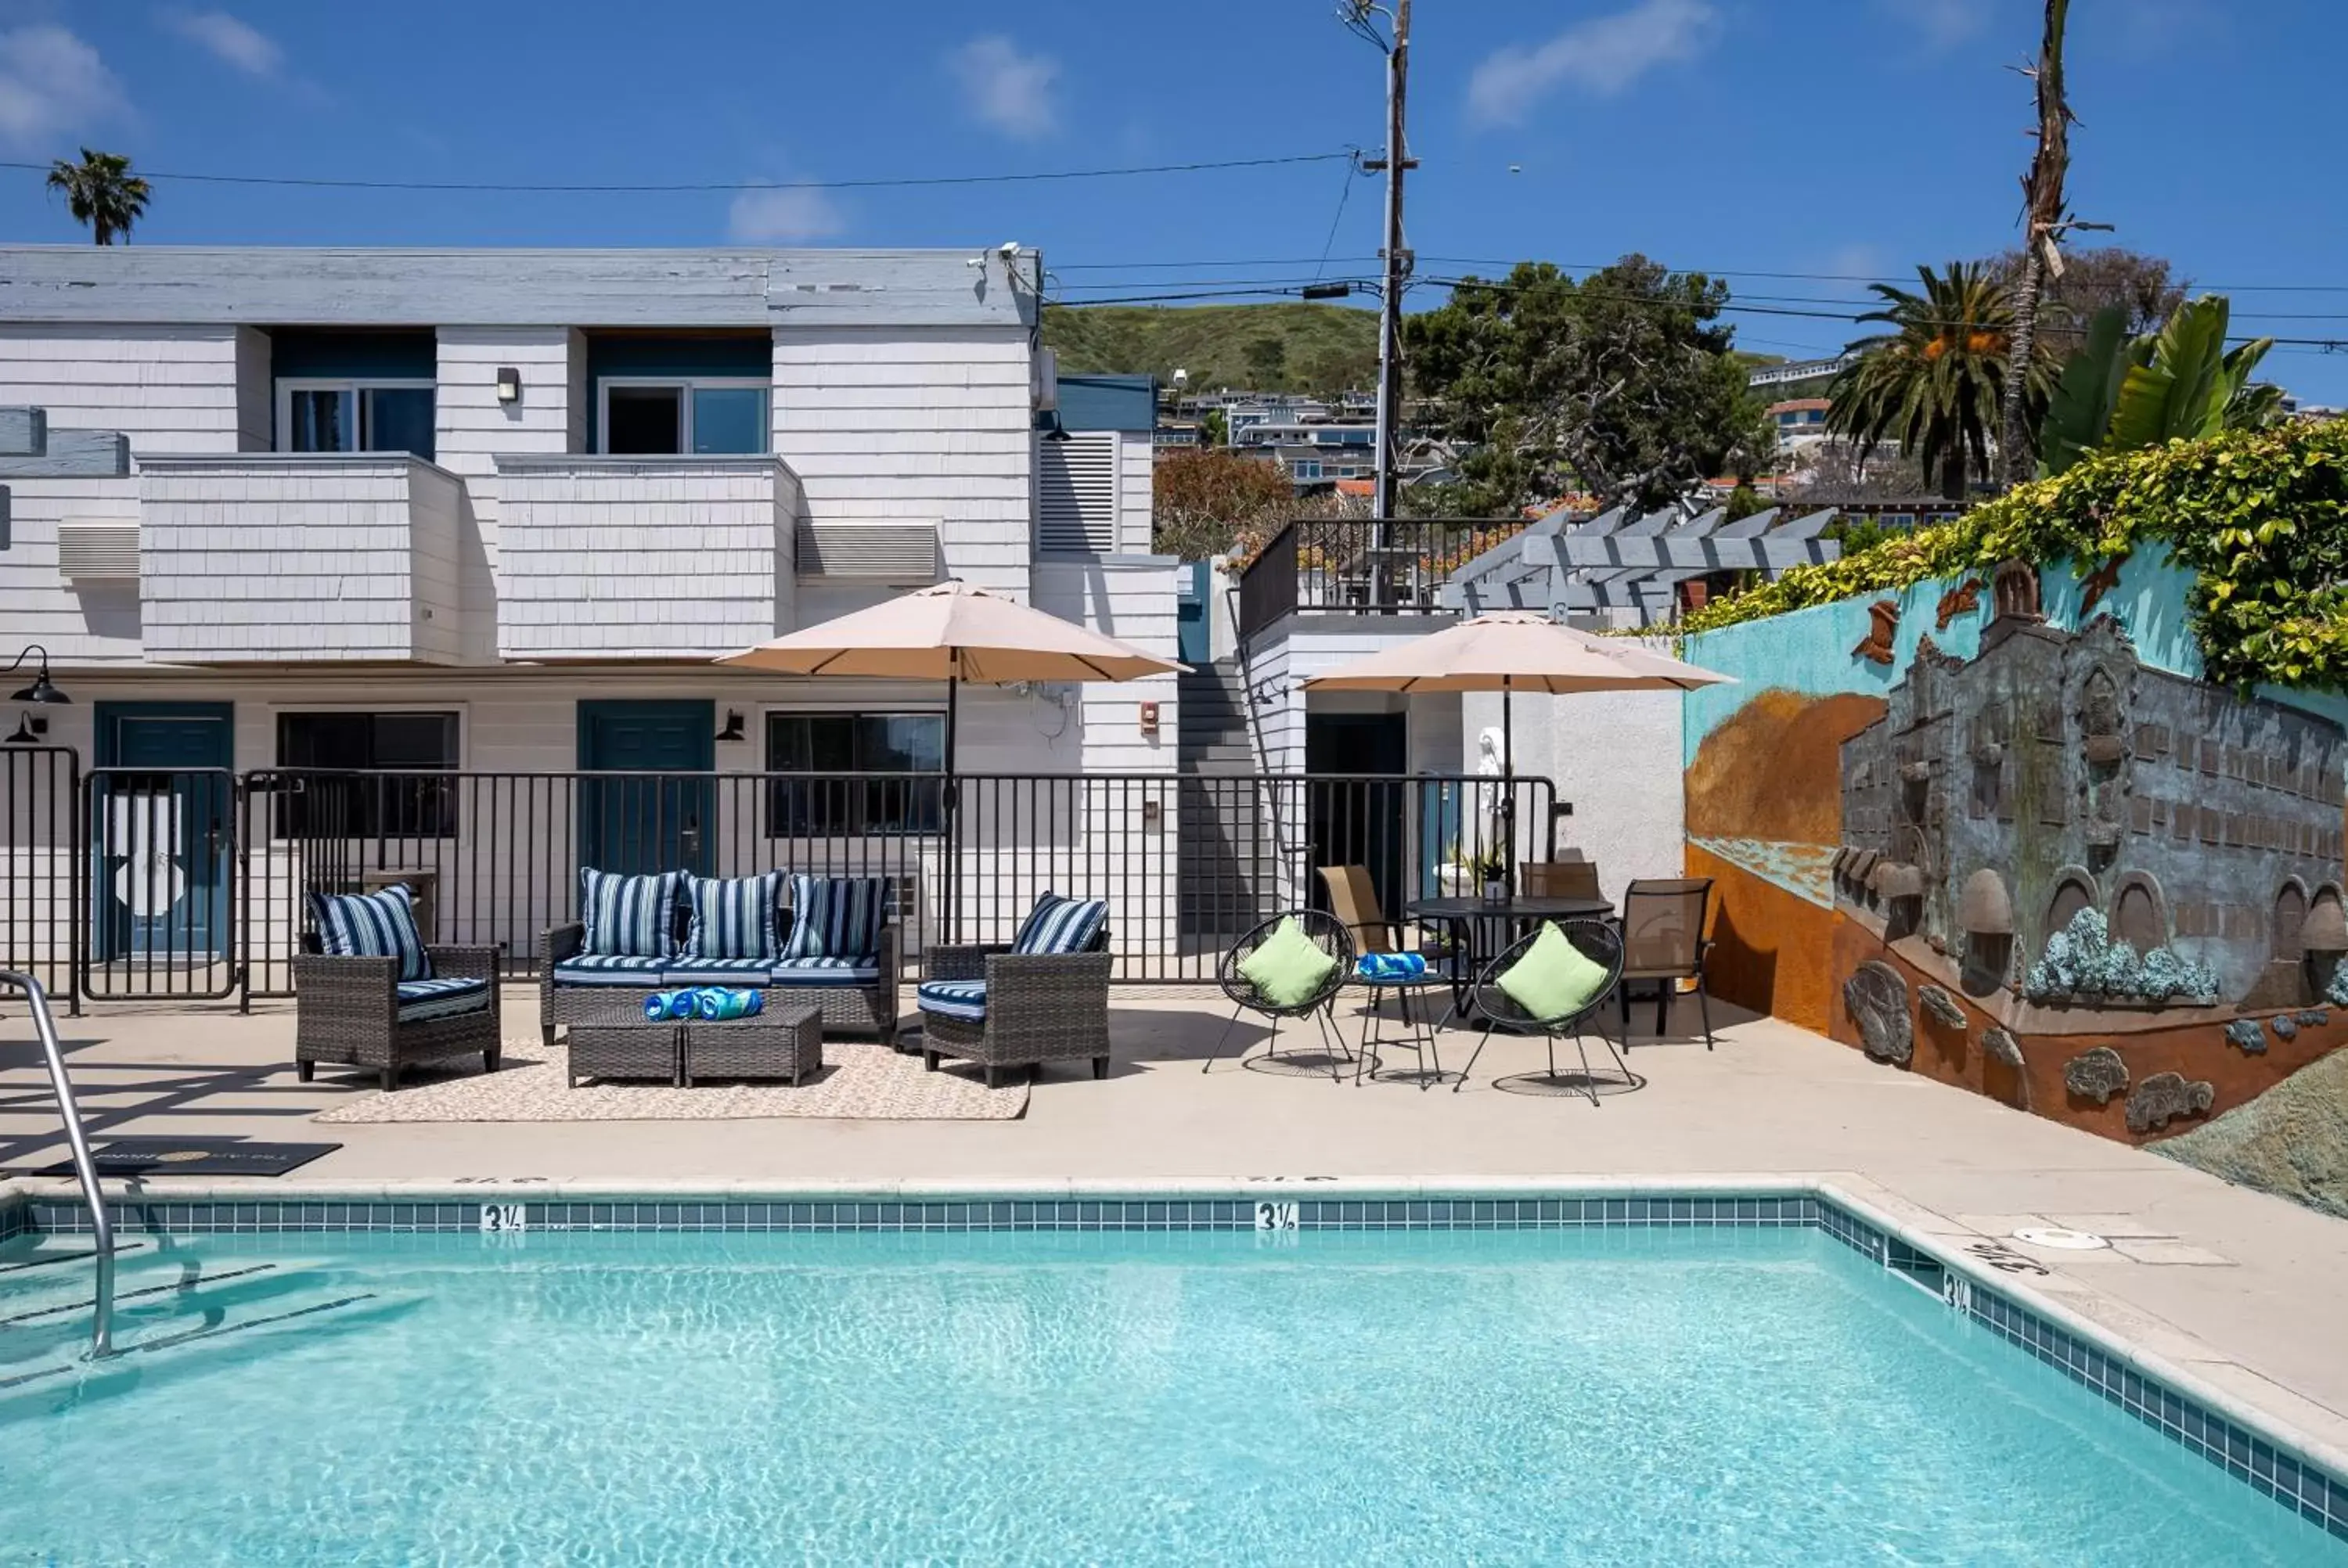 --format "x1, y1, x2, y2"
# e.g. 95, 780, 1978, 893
718, 580, 1185, 936
1299, 610, 1733, 883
